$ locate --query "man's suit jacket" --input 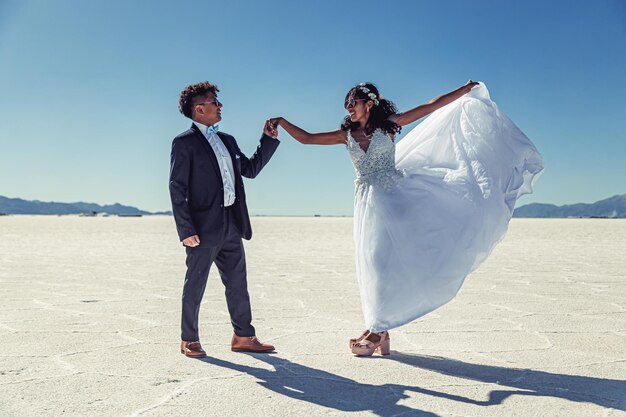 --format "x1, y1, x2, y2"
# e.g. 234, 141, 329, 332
169, 123, 279, 247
